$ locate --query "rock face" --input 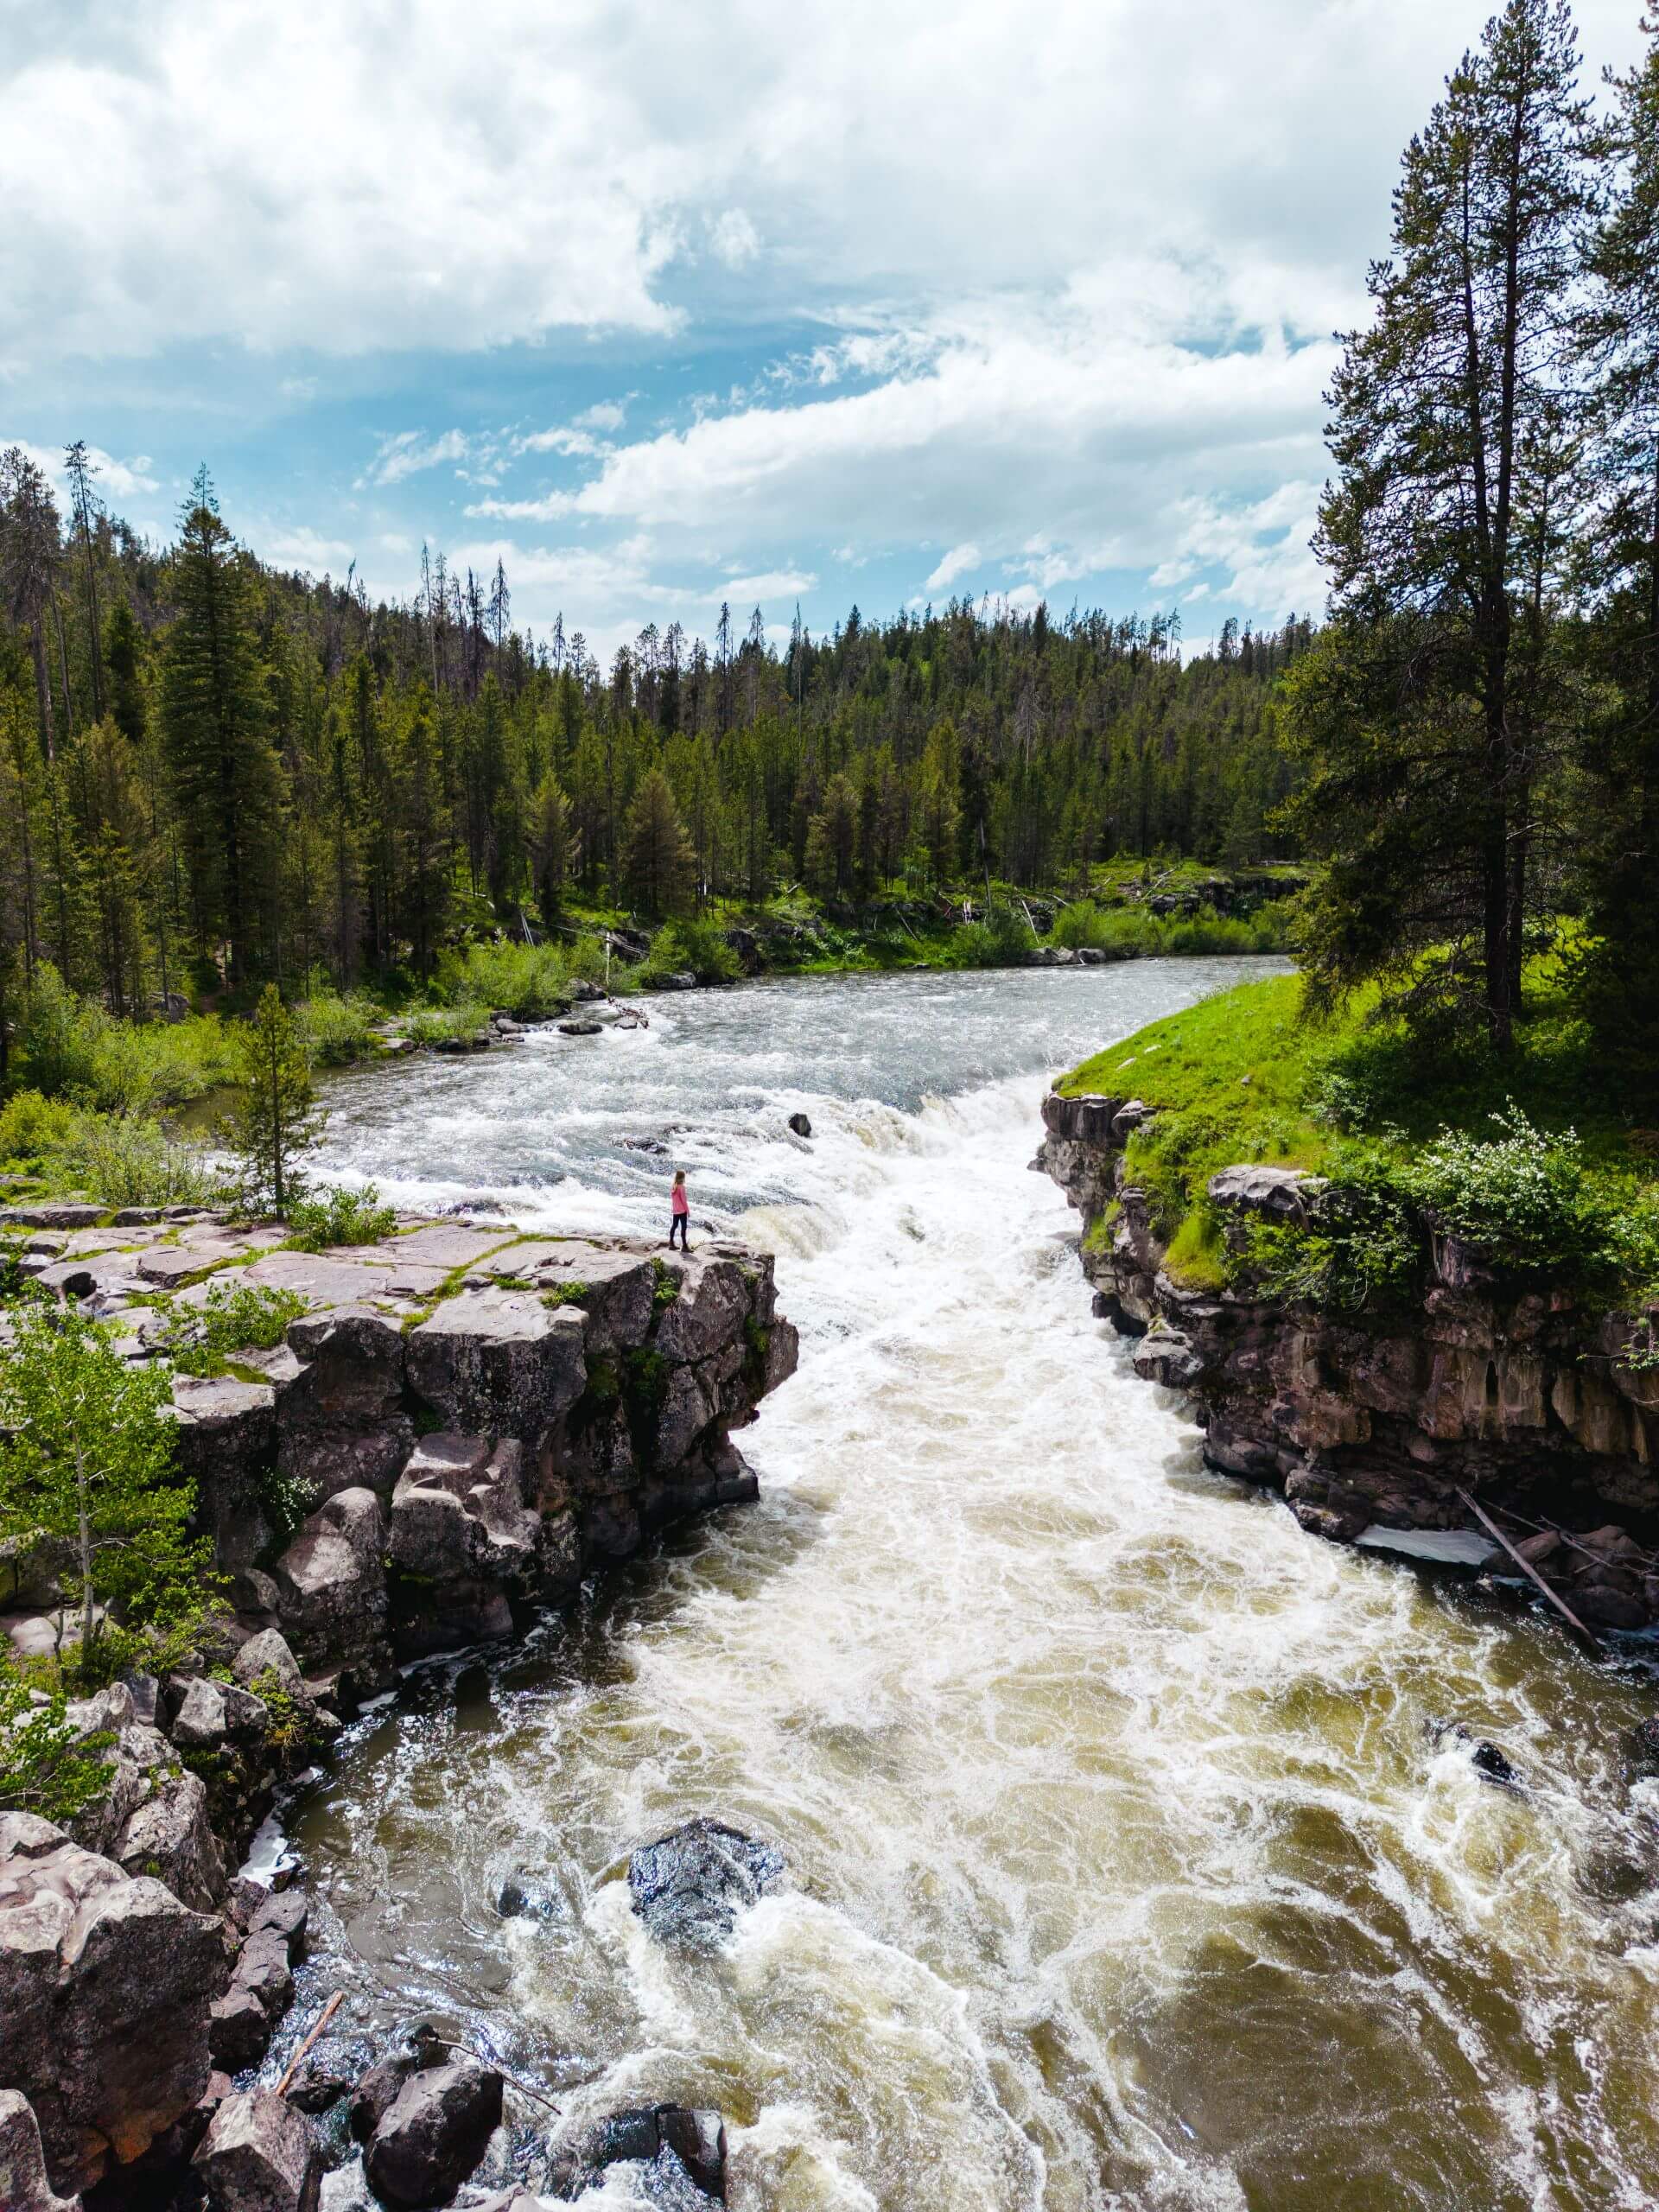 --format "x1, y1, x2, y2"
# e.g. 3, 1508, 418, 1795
0, 2091, 81, 2212
1039, 1090, 1659, 1626
0, 1812, 225, 2195
362, 2056, 503, 2209
628, 1819, 785, 1950
194, 2089, 321, 2212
